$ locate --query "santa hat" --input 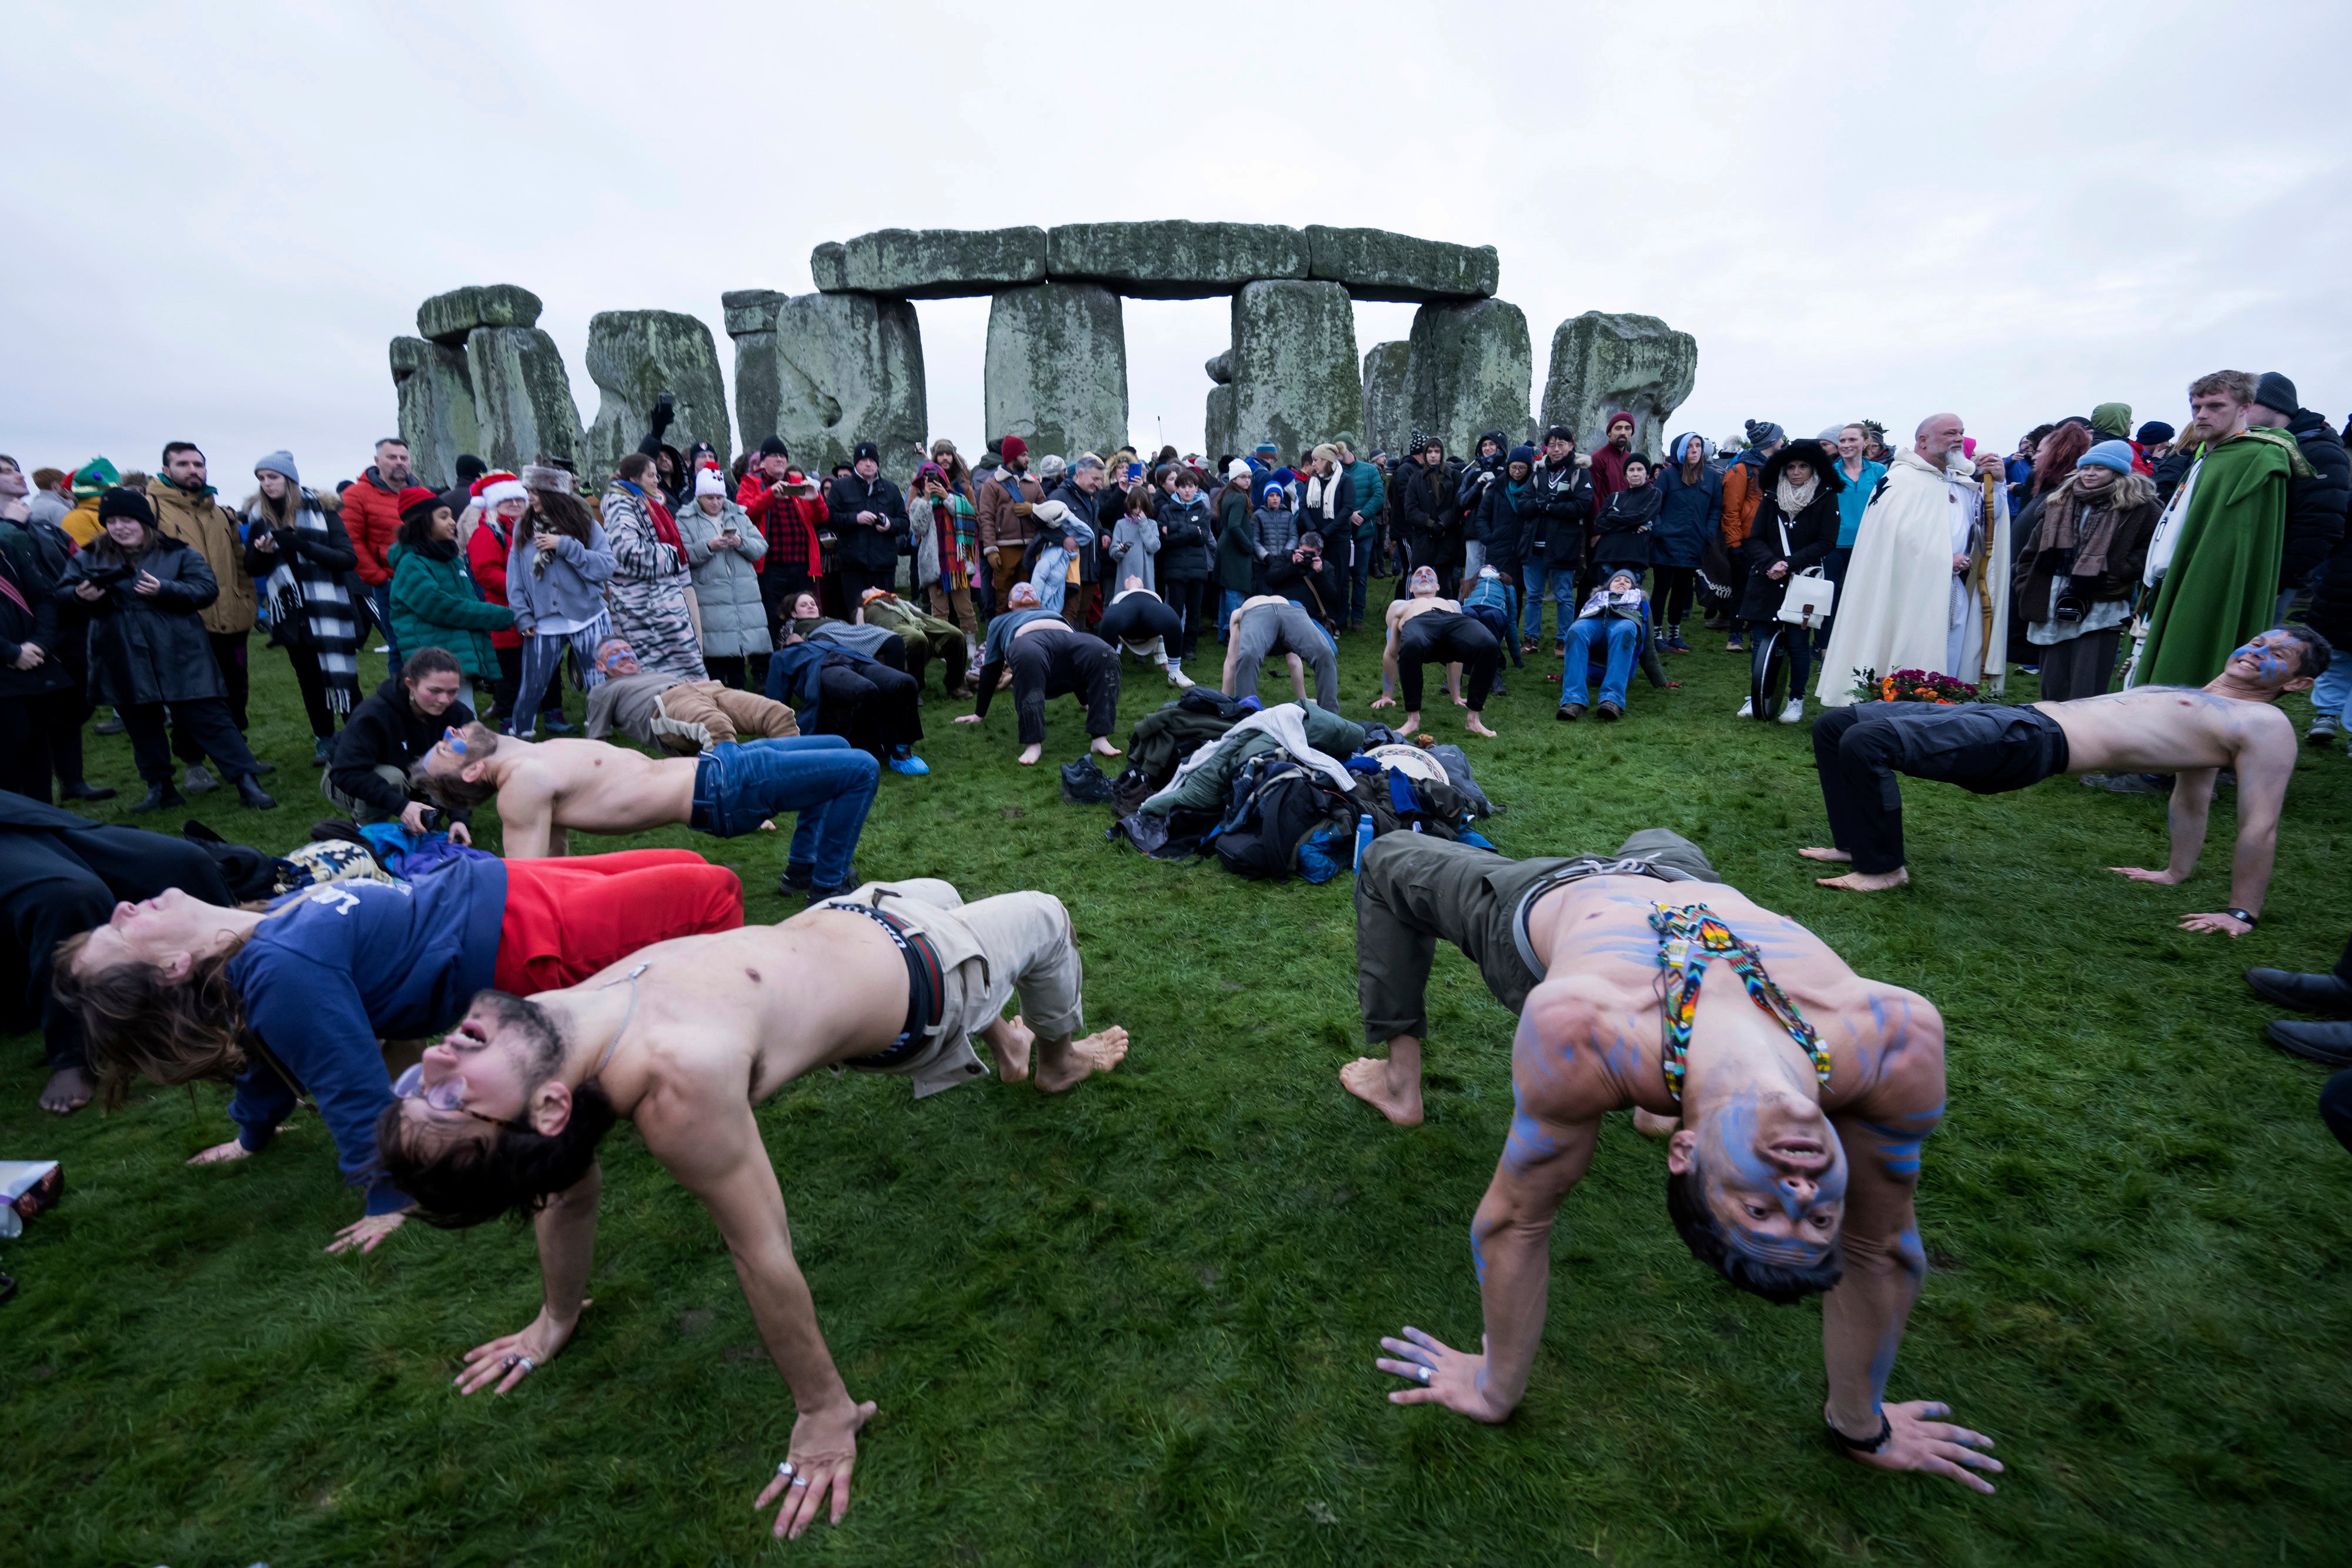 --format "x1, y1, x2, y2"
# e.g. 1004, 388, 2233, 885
470, 470, 527, 511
